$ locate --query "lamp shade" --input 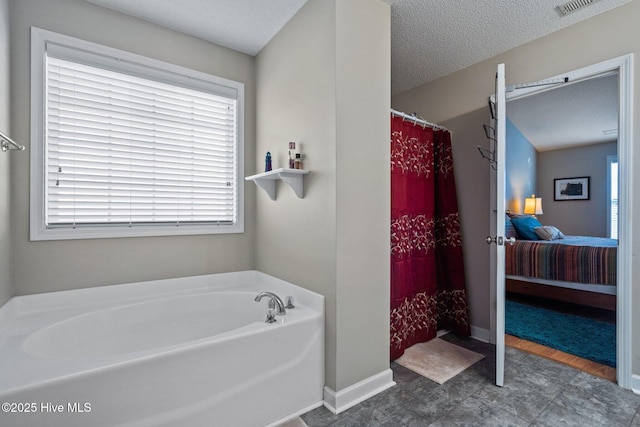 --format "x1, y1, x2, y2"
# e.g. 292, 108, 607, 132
524, 194, 543, 215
